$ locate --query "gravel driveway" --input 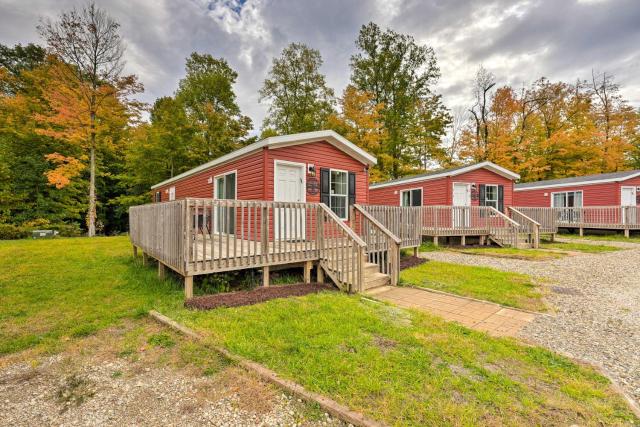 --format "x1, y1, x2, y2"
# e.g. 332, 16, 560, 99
422, 241, 640, 405
0, 321, 343, 427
